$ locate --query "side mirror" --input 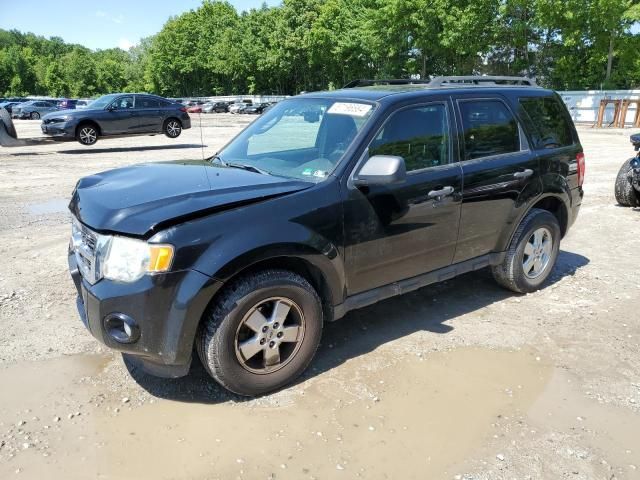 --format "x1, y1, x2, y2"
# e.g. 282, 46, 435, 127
353, 155, 407, 186
106, 105, 116, 111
